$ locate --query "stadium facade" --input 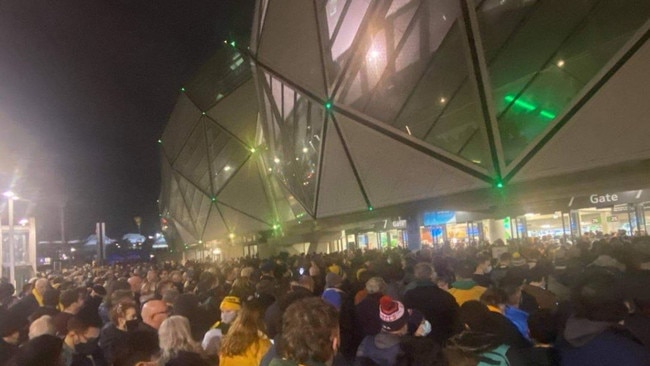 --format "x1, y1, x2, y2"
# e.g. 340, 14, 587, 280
159, 0, 650, 258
